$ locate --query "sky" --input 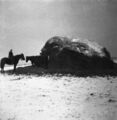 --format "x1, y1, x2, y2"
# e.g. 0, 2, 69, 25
0, 0, 117, 57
